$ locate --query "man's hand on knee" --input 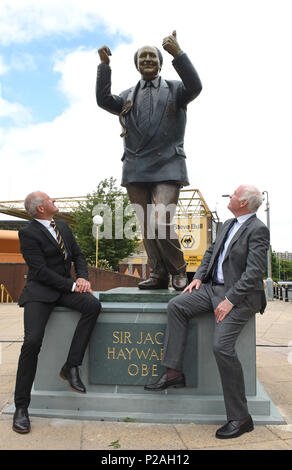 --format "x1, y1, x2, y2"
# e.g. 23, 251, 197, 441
75, 278, 92, 294
182, 278, 201, 294
214, 299, 233, 323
